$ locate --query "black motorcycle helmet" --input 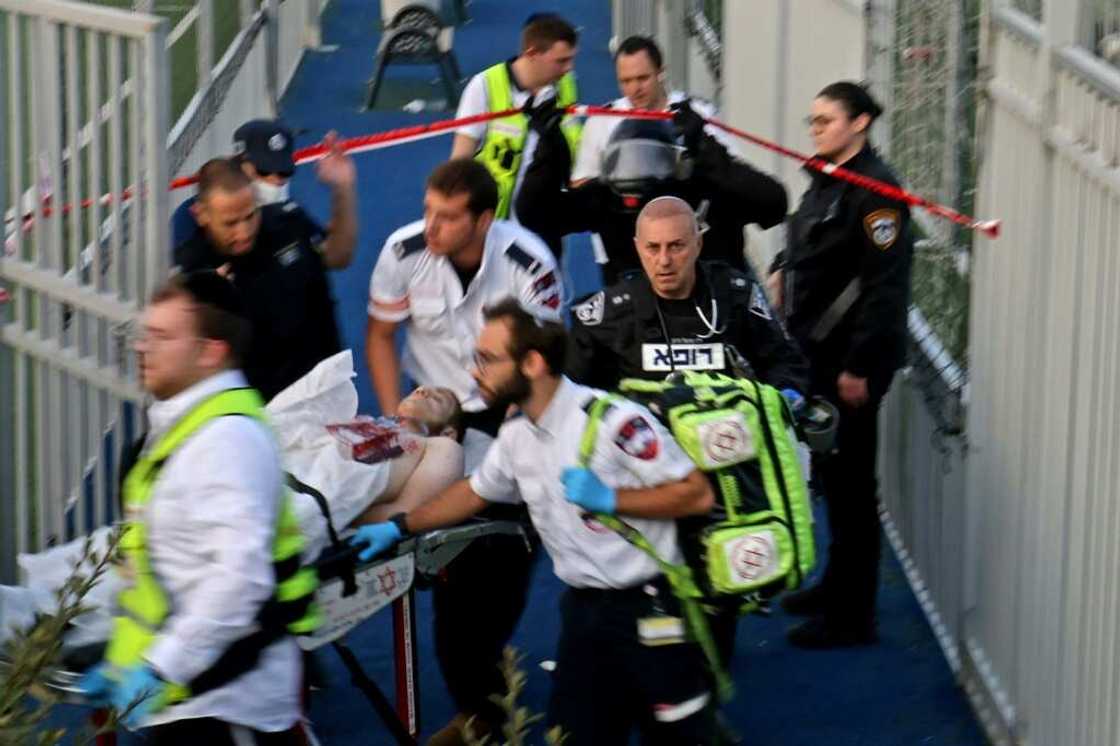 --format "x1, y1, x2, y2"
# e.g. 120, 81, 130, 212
600, 119, 691, 197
